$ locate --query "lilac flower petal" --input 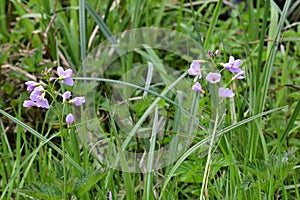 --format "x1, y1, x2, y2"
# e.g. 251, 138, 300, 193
57, 67, 64, 76
192, 82, 204, 93
57, 67, 73, 85
70, 97, 85, 106
188, 68, 197, 76
30, 94, 41, 101
223, 56, 243, 74
62, 91, 72, 99
108, 191, 112, 200
35, 97, 50, 109
233, 71, 245, 80
219, 87, 235, 98
62, 77, 74, 86
230, 67, 242, 73
50, 77, 56, 81
25, 81, 37, 91
23, 100, 36, 108
40, 99, 50, 109
66, 113, 74, 125
63, 69, 73, 77
57, 66, 72, 78
188, 60, 202, 78
31, 85, 44, 97
206, 72, 221, 83
233, 59, 242, 68
223, 63, 231, 69
229, 56, 235, 63
236, 75, 245, 79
